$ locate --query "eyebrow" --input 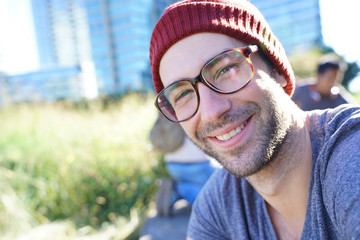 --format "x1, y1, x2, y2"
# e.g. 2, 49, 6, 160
166, 48, 233, 84
204, 52, 231, 72
166, 80, 189, 93
167, 82, 179, 92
